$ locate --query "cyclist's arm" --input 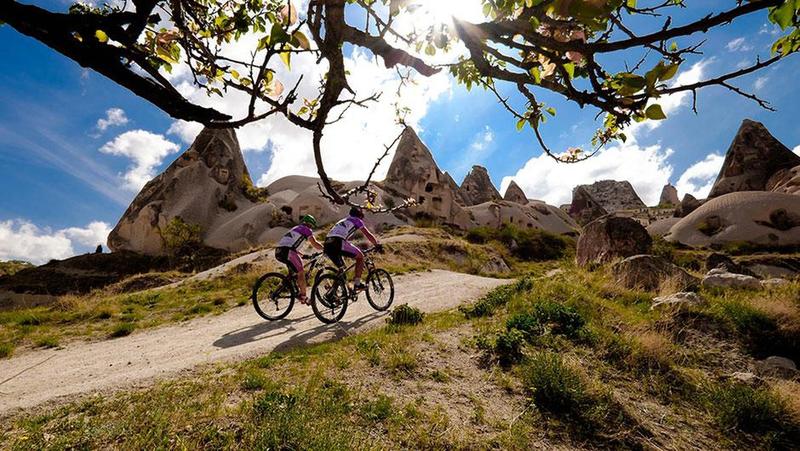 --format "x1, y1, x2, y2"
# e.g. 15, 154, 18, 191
308, 235, 324, 250
361, 227, 380, 247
